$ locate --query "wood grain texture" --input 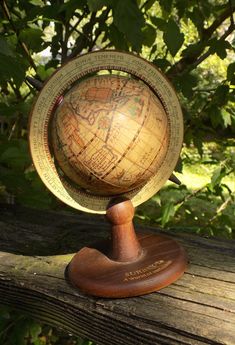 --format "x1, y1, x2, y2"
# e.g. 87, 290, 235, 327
106, 197, 142, 262
0, 203, 235, 345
